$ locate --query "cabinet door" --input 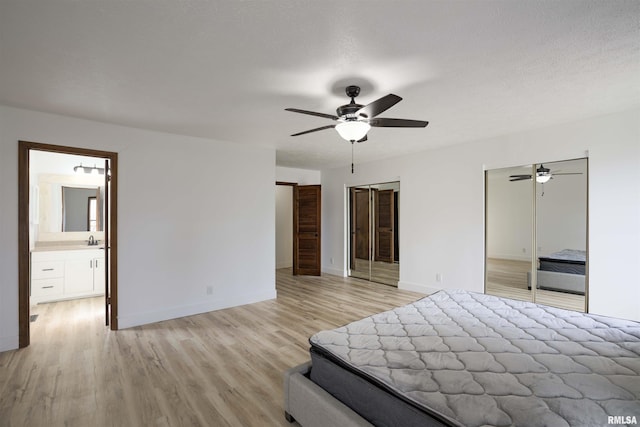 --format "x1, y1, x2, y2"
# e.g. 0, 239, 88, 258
65, 259, 94, 294
93, 257, 105, 293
